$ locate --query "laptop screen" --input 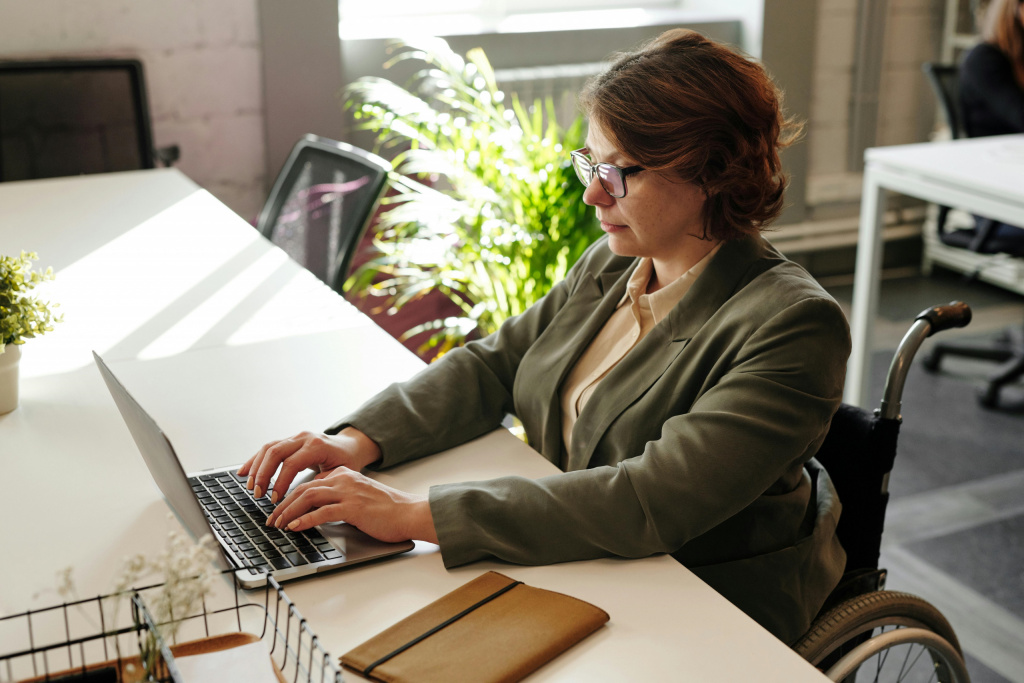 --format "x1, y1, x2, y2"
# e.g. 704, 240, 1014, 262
93, 351, 231, 570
